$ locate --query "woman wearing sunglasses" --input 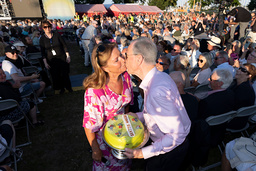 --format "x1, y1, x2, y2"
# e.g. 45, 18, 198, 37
83, 43, 133, 170
227, 63, 256, 130
40, 20, 72, 94
191, 52, 212, 87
